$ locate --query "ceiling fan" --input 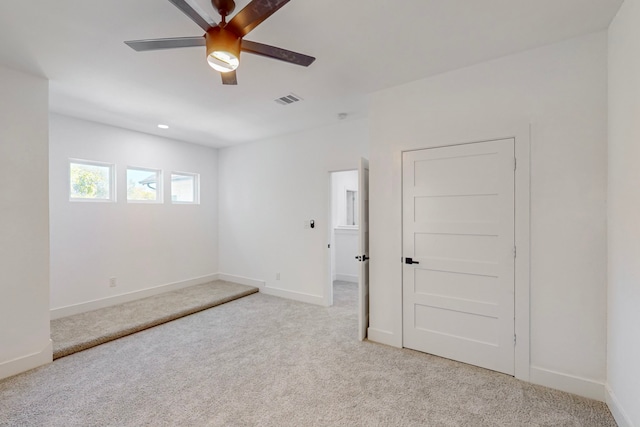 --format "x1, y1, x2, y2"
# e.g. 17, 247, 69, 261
125, 0, 316, 85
